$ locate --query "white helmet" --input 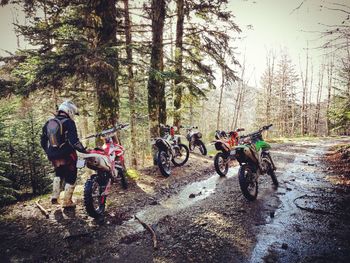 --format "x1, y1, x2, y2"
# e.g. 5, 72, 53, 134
58, 100, 79, 119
